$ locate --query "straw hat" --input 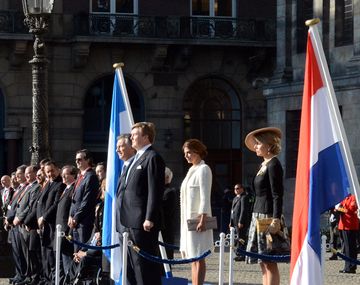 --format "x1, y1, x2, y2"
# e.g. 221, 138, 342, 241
245, 127, 282, 151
